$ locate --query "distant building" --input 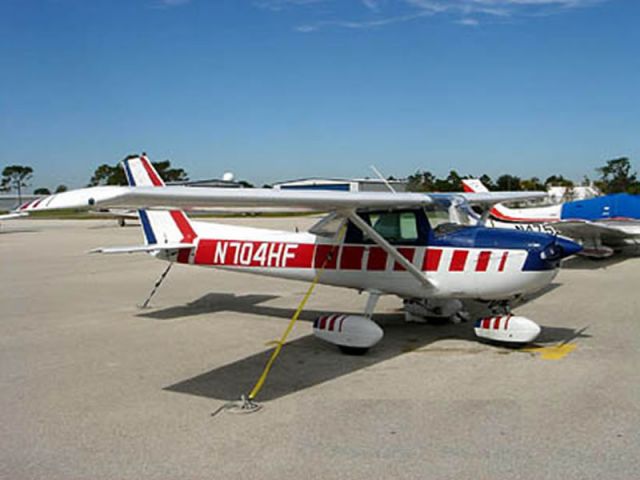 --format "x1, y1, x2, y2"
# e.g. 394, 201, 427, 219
272, 177, 407, 193
168, 178, 242, 188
